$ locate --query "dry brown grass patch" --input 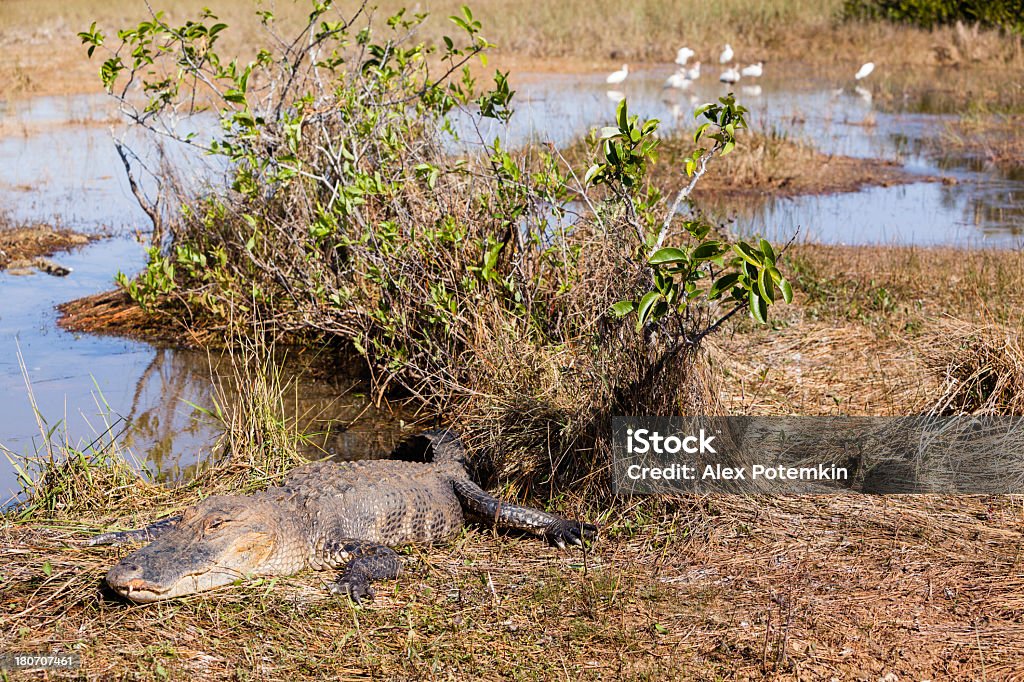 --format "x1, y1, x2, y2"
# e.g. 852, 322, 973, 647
0, 223, 94, 271
924, 320, 1024, 415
